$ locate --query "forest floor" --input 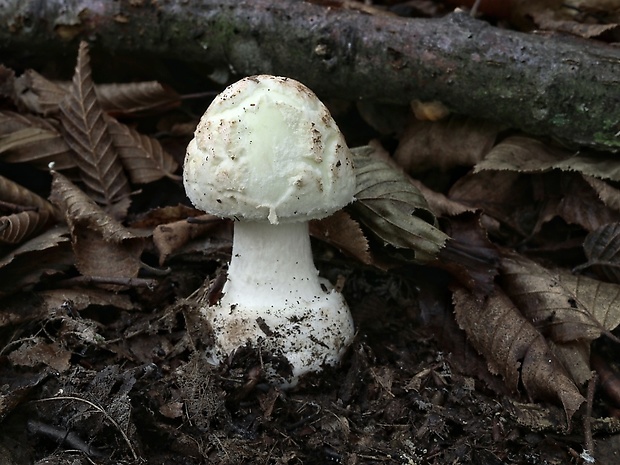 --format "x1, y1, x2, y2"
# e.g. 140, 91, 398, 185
2, 1, 620, 464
